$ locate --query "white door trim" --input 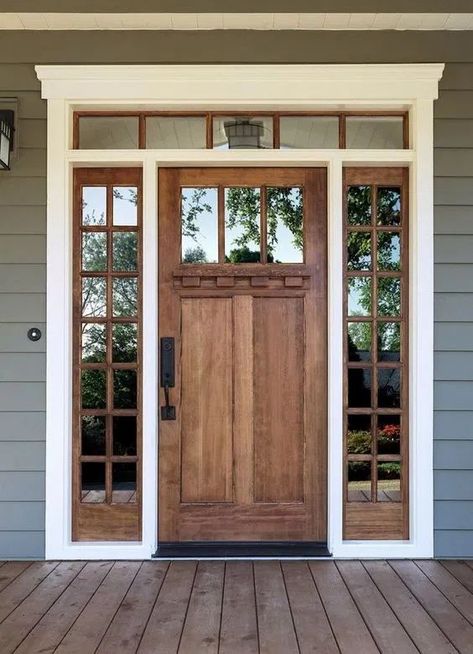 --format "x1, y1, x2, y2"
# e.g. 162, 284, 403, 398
36, 63, 443, 559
